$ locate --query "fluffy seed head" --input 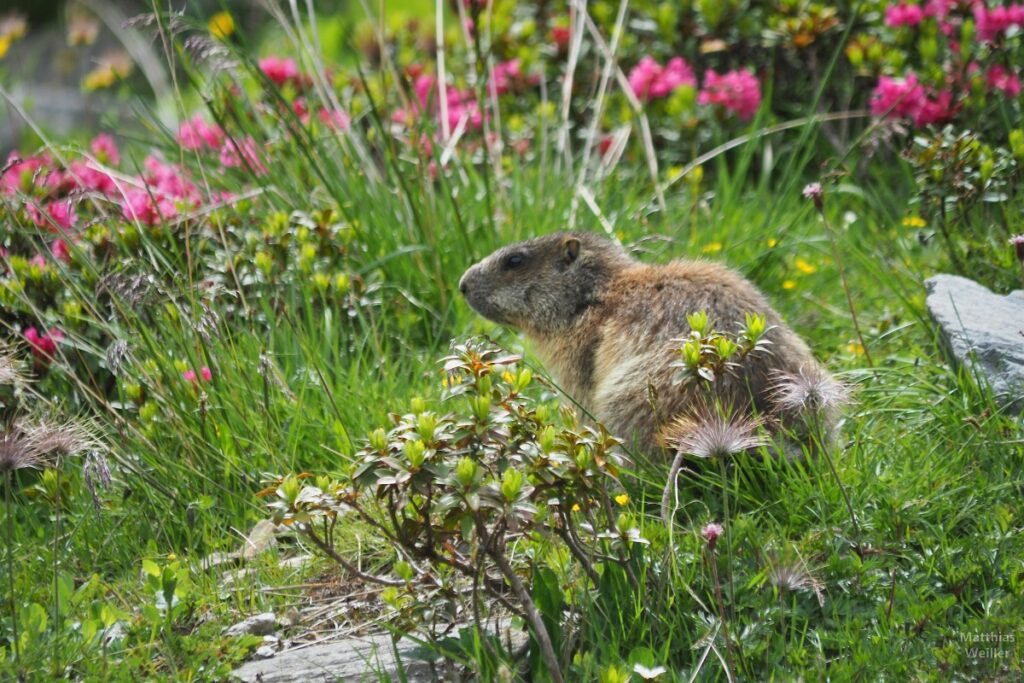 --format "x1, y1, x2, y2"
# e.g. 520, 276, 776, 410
0, 346, 28, 387
0, 428, 45, 473
769, 365, 849, 417
22, 419, 96, 459
767, 555, 825, 606
661, 409, 765, 460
